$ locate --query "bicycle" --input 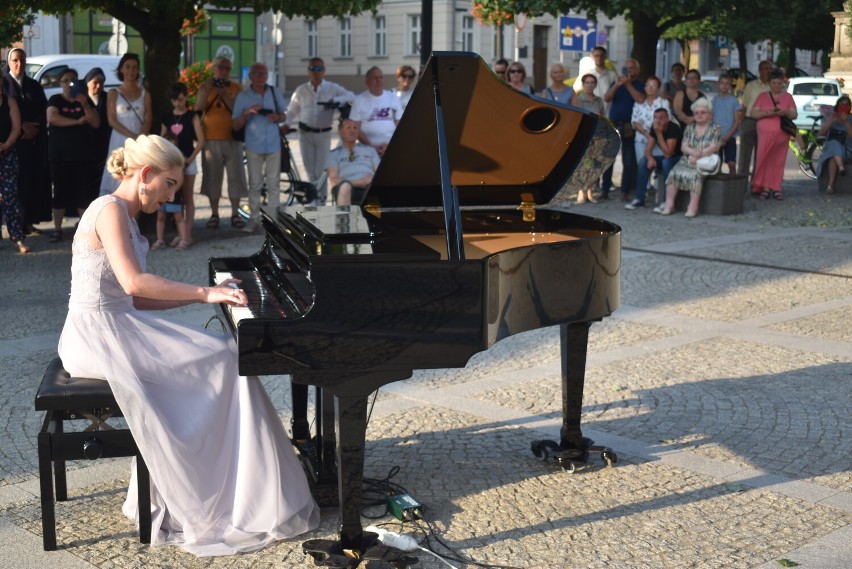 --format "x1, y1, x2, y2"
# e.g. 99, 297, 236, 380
788, 115, 825, 179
